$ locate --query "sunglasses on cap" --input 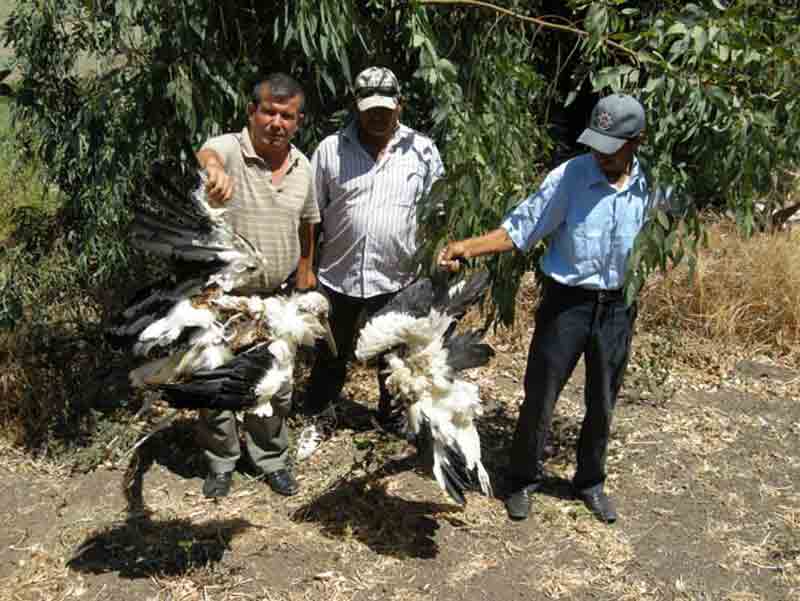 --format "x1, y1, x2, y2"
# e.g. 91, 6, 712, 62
355, 86, 399, 99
